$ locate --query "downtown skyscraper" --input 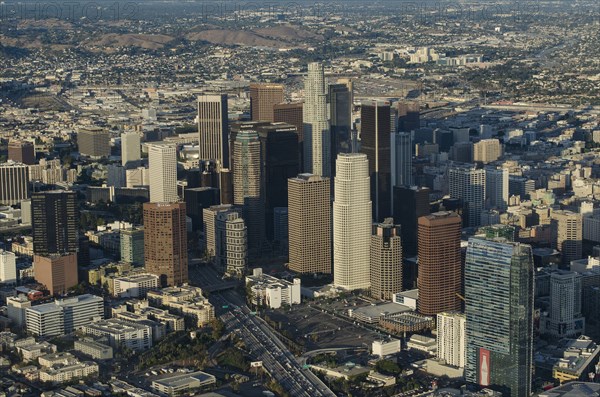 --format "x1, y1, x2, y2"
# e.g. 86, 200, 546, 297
370, 218, 402, 300
465, 235, 534, 397
333, 153, 371, 290
143, 202, 188, 287
449, 165, 486, 228
32, 191, 79, 256
148, 142, 178, 203
360, 100, 392, 221
250, 83, 284, 122
198, 94, 229, 169
303, 62, 331, 177
329, 80, 353, 176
